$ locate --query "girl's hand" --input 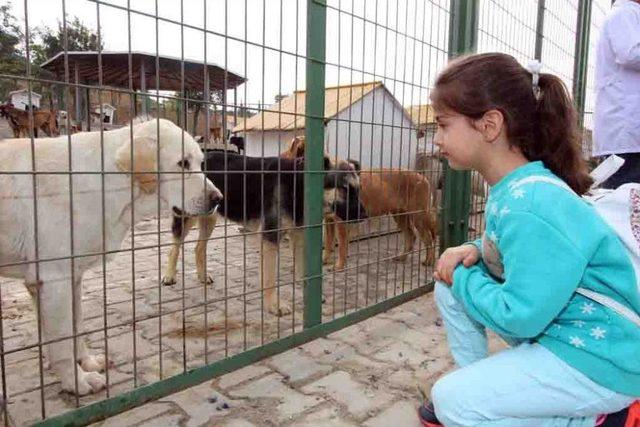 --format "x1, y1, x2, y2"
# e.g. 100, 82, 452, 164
434, 244, 480, 285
